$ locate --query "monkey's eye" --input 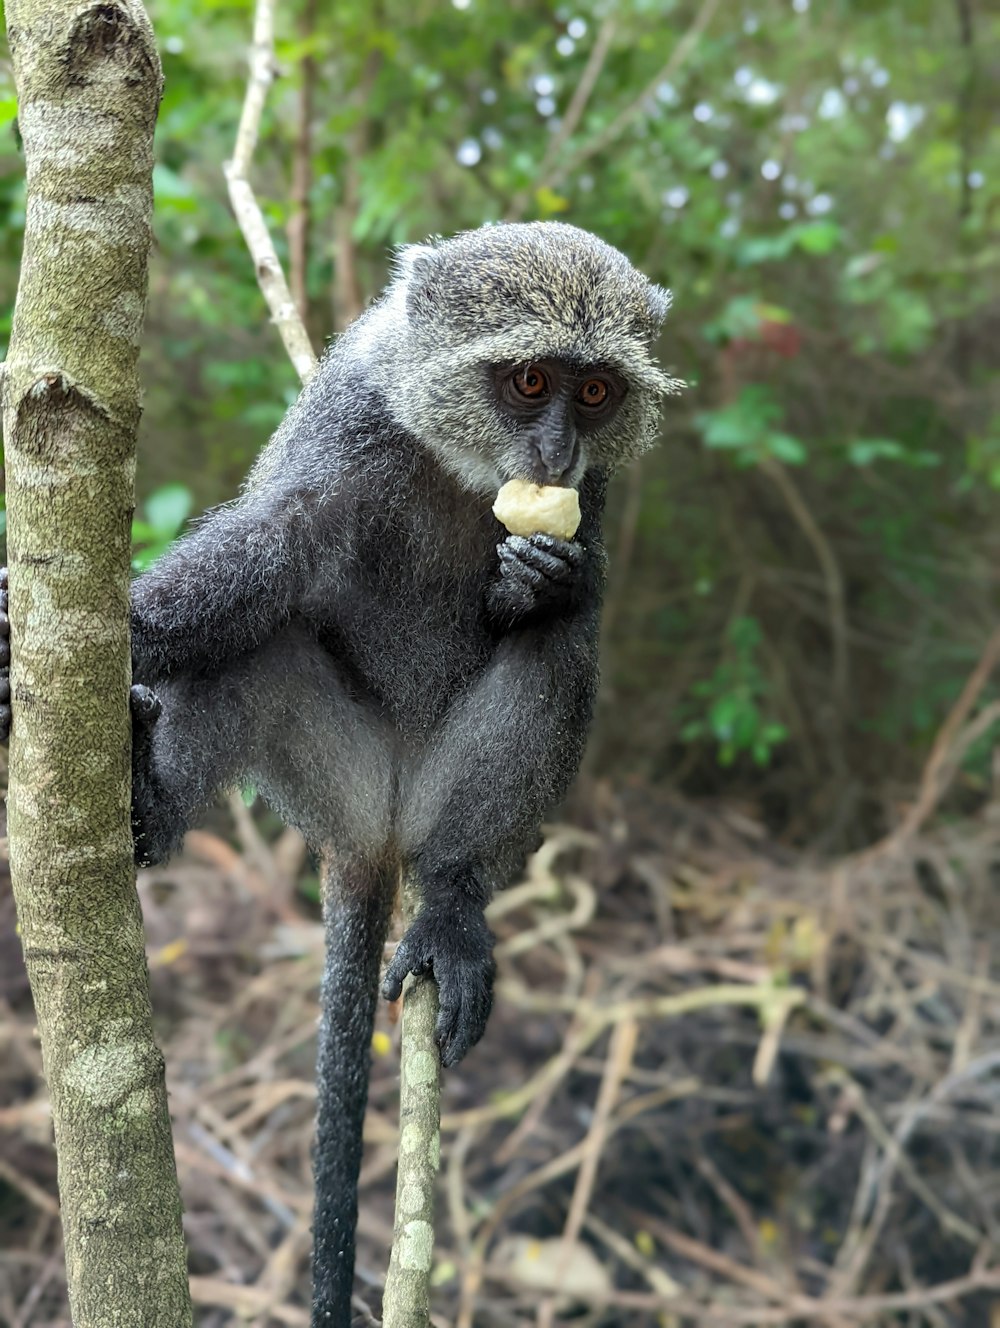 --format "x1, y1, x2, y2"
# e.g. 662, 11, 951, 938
578, 378, 610, 408
513, 365, 549, 398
